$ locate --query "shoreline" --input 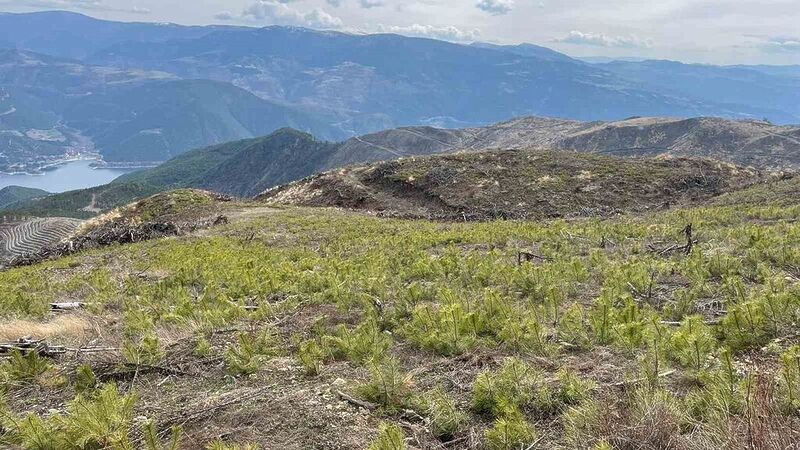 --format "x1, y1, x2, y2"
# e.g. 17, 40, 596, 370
0, 156, 160, 175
